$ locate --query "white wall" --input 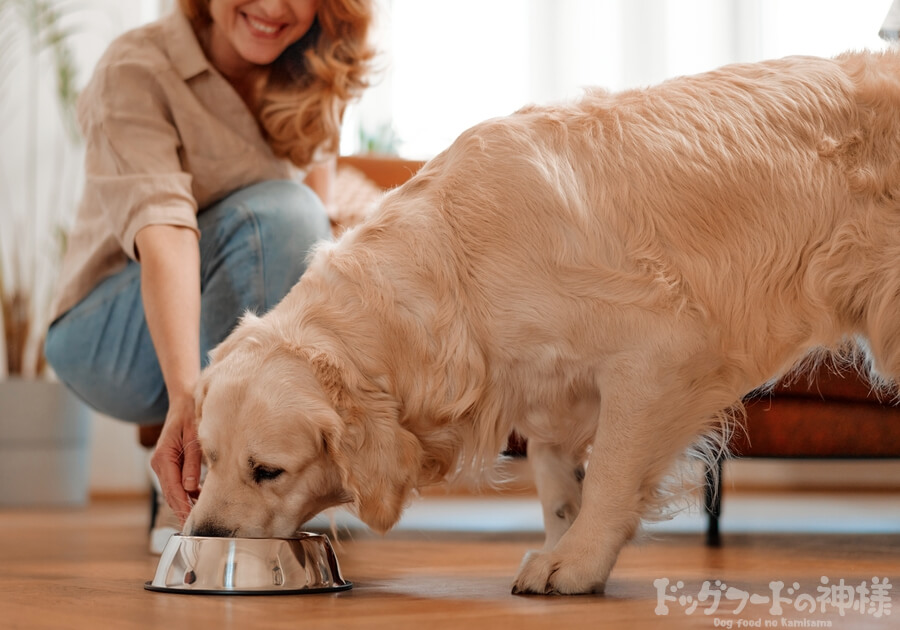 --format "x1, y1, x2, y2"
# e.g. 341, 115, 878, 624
89, 413, 151, 494
352, 0, 891, 159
